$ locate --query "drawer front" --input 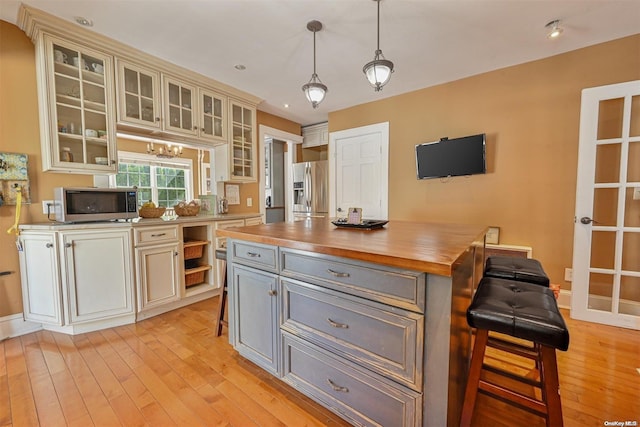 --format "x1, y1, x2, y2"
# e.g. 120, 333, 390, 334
230, 240, 278, 272
281, 249, 425, 312
282, 333, 422, 427
134, 225, 179, 246
282, 278, 423, 391
244, 216, 263, 226
215, 219, 245, 230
